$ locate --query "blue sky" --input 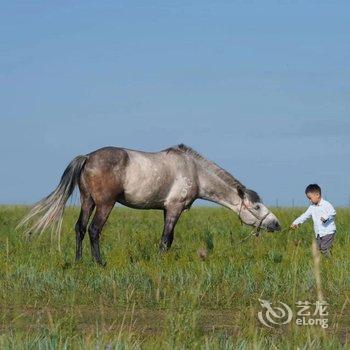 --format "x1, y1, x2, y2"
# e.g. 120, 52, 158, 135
1, 1, 349, 206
